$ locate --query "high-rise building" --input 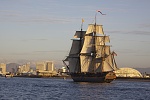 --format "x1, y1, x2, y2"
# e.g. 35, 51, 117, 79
25, 62, 30, 72
36, 62, 45, 71
36, 61, 55, 71
45, 61, 54, 71
0, 63, 6, 74
36, 61, 58, 76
